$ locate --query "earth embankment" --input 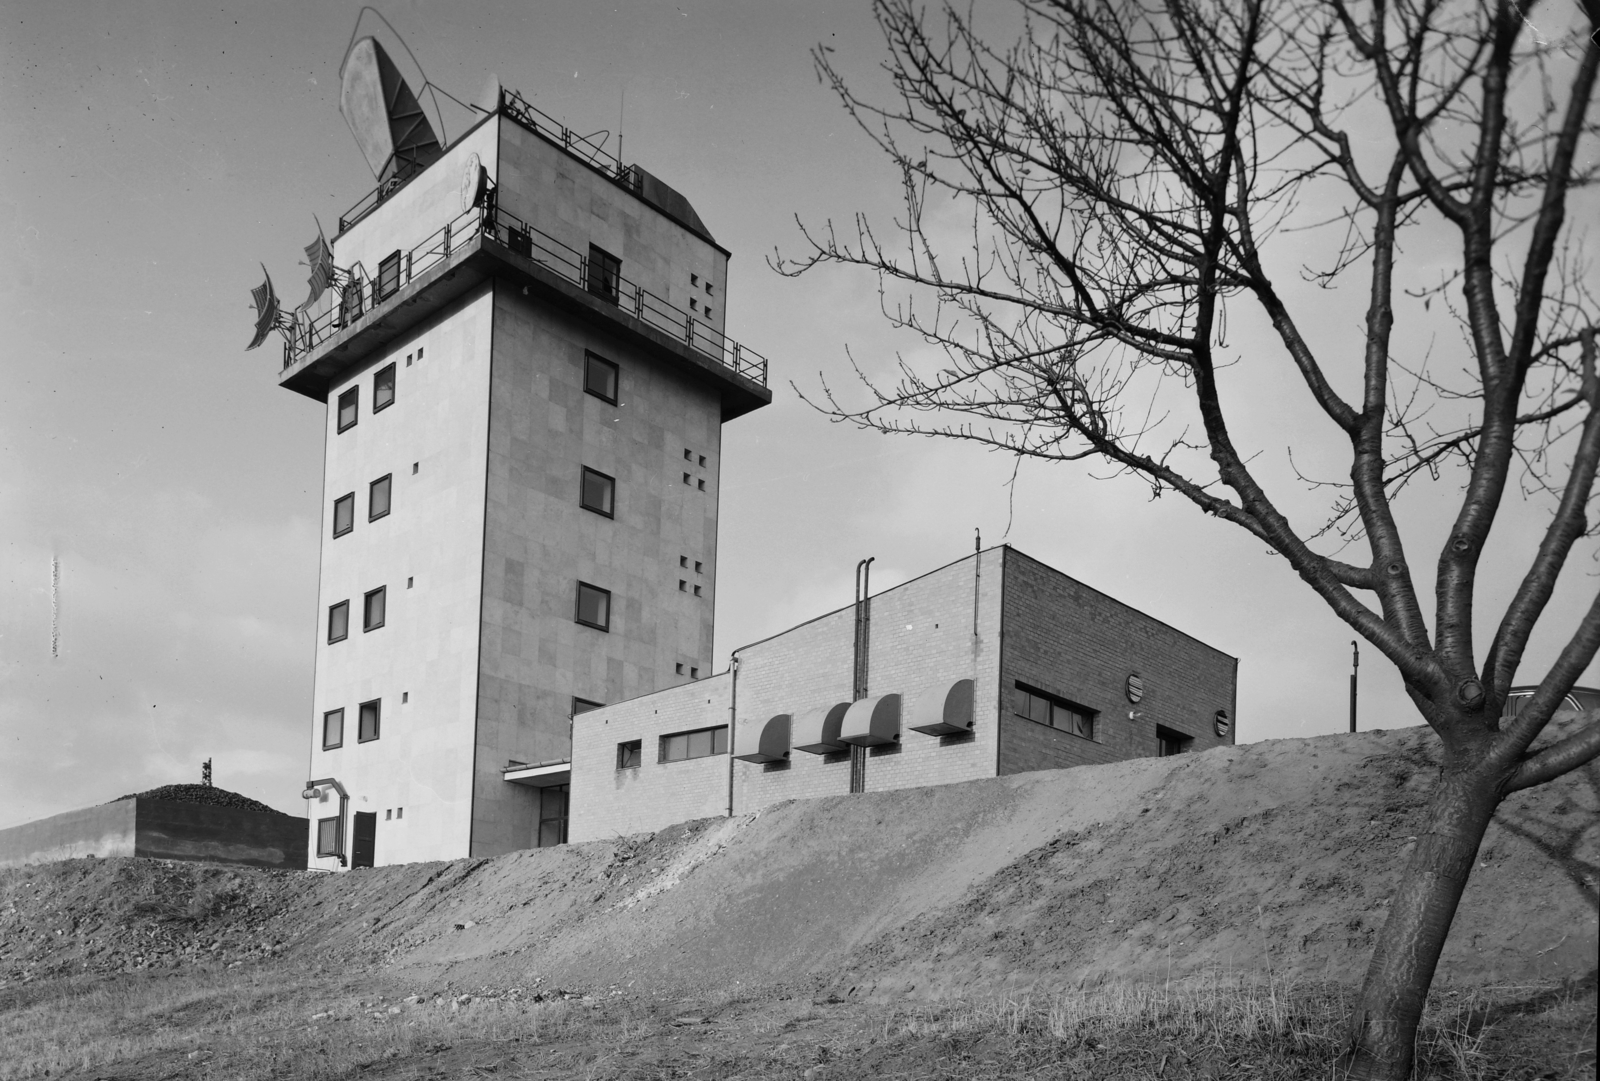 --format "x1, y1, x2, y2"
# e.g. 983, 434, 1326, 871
2, 724, 1594, 1001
